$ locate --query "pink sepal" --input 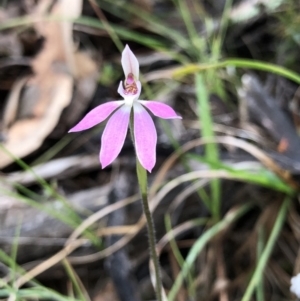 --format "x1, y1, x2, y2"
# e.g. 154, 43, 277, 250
133, 103, 157, 172
100, 105, 131, 168
139, 101, 182, 119
121, 45, 139, 79
69, 101, 124, 132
